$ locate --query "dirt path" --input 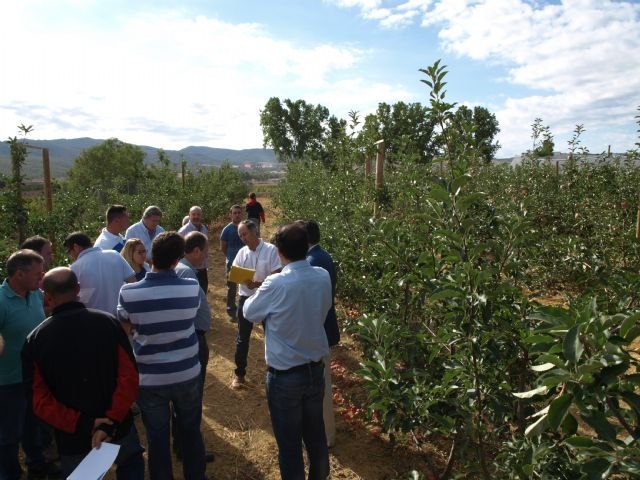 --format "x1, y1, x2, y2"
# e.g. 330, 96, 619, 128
109, 197, 437, 479
195, 197, 440, 479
